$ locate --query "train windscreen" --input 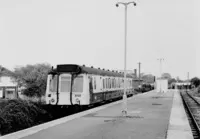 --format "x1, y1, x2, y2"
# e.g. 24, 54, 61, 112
60, 75, 83, 93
